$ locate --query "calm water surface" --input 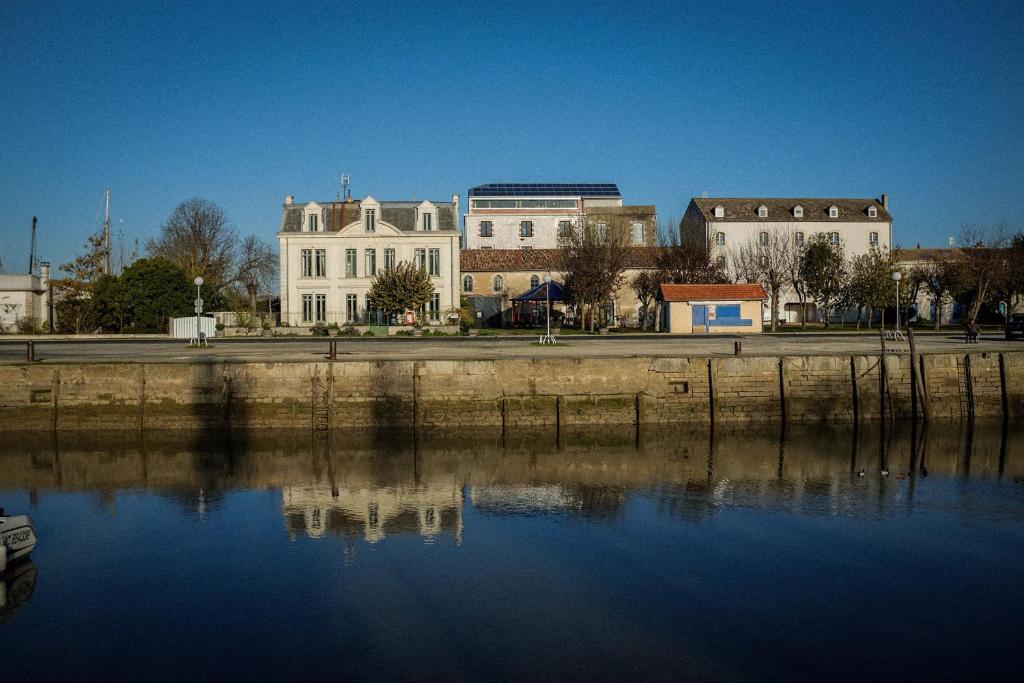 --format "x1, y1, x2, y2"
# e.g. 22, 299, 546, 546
2, 423, 1023, 681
